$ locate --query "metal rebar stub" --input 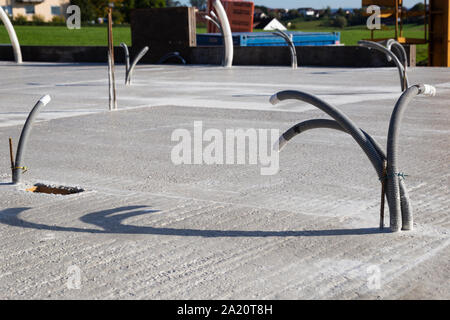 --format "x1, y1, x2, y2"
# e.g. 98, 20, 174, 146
107, 8, 117, 110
